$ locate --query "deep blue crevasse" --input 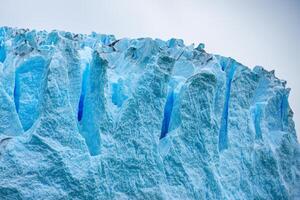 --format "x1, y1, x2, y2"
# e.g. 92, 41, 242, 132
160, 90, 175, 139
280, 93, 288, 131
13, 56, 47, 131
14, 74, 20, 113
77, 94, 84, 121
0, 44, 6, 63
219, 62, 237, 151
77, 65, 90, 121
254, 104, 262, 139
